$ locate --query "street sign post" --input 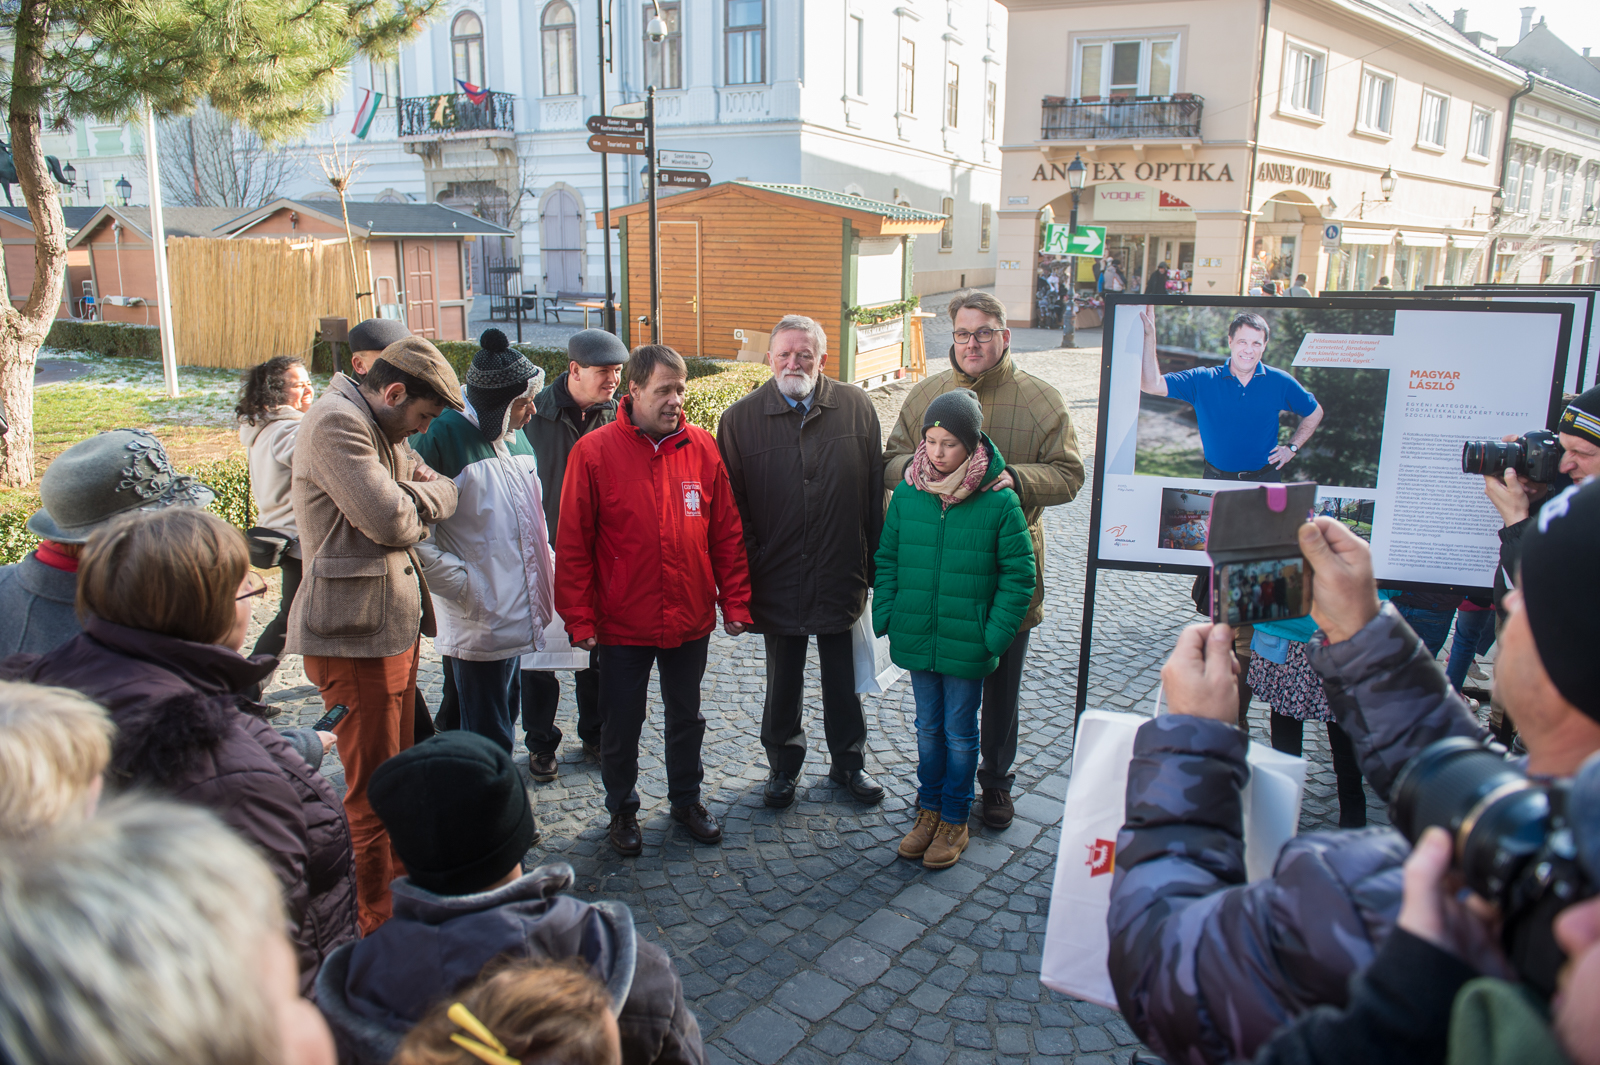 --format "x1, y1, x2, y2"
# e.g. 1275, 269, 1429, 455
587, 133, 648, 155
1041, 223, 1105, 257
657, 169, 711, 189
657, 150, 713, 170
587, 115, 647, 137
1321, 222, 1343, 251
610, 101, 647, 118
